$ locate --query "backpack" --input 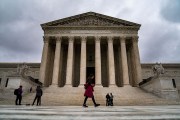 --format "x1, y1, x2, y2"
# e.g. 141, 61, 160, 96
14, 89, 18, 95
